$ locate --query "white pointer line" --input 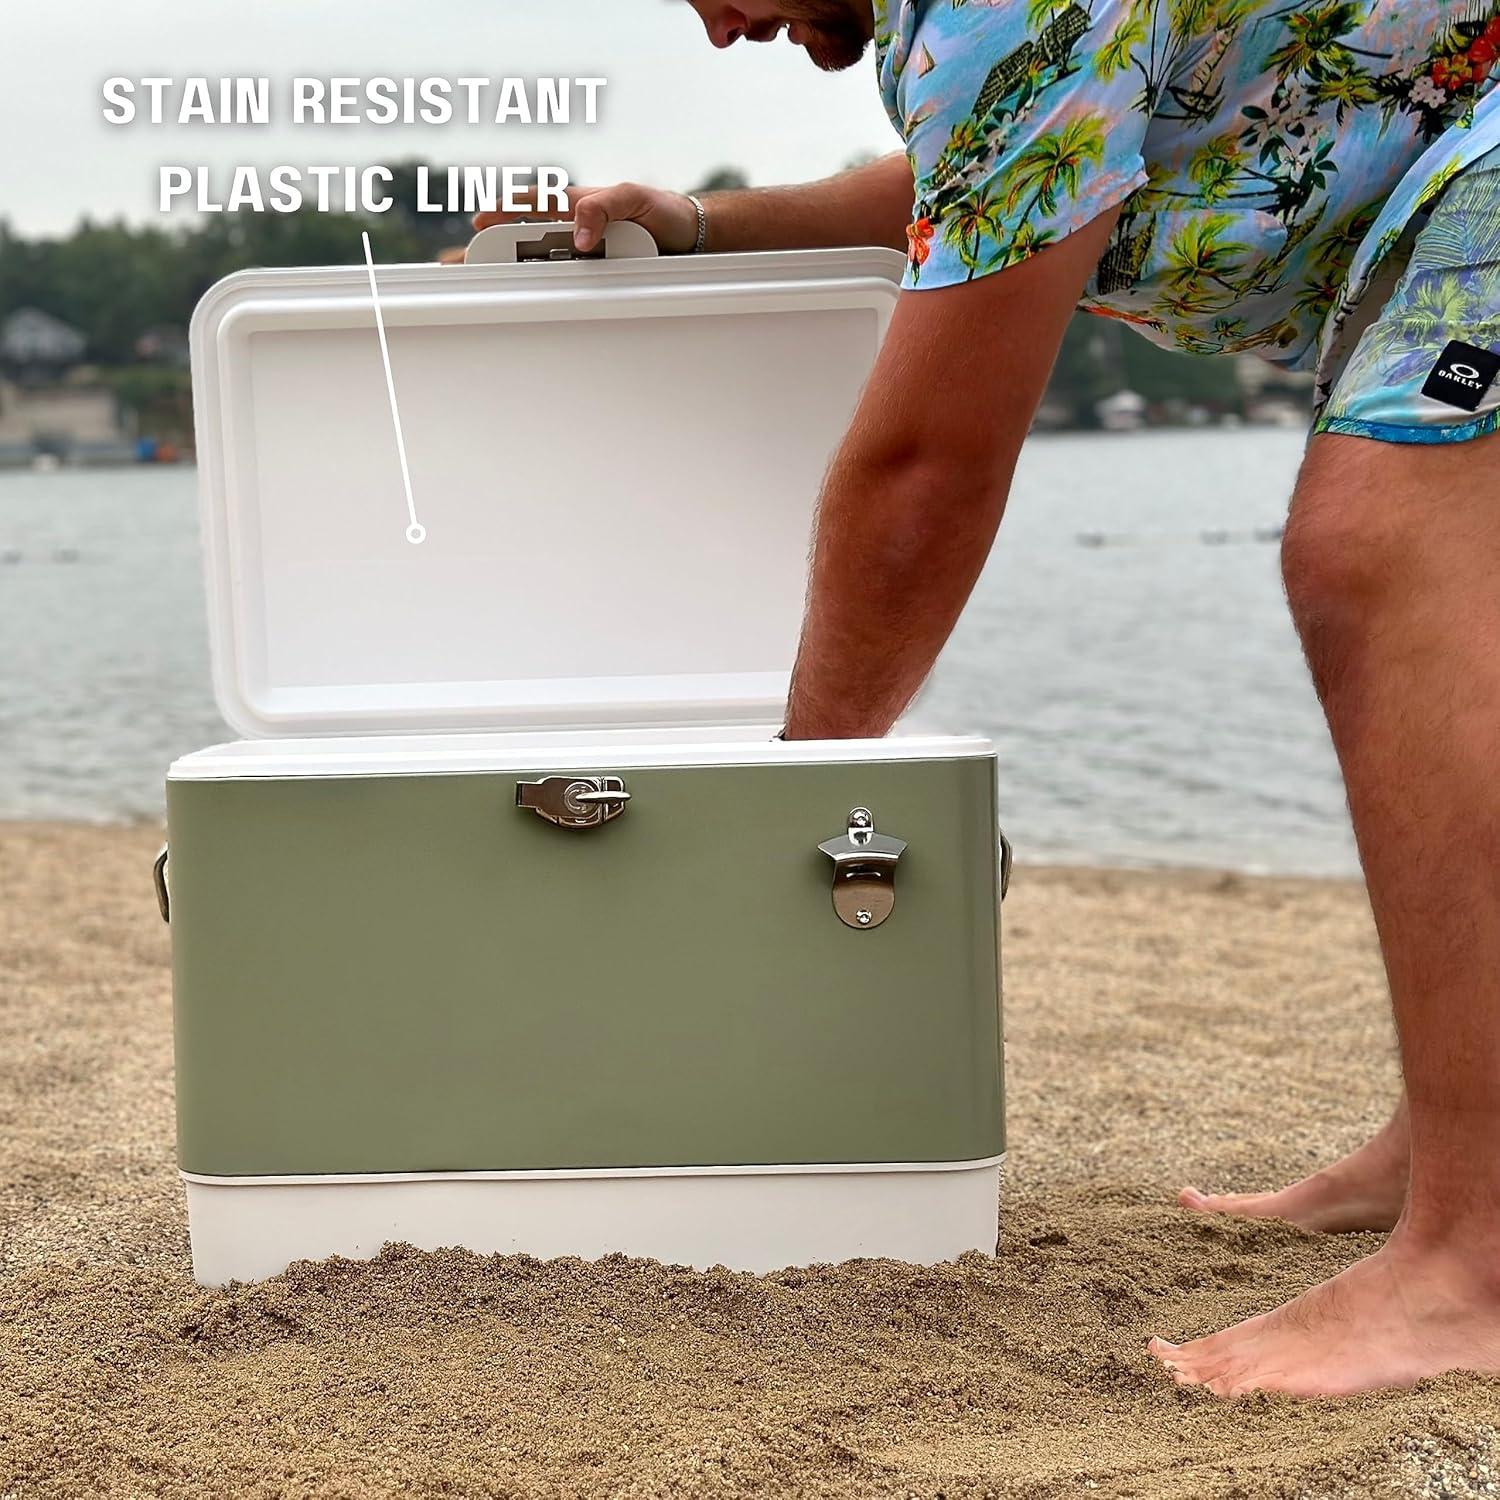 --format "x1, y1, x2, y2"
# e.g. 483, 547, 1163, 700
361, 231, 426, 545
